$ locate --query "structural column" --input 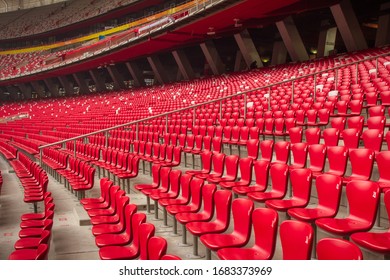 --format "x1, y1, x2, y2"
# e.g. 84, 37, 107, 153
44, 78, 60, 97
72, 72, 90, 94
147, 55, 170, 85
125, 62, 145, 87
58, 76, 74, 96
200, 40, 225, 75
89, 69, 106, 92
30, 81, 46, 98
234, 50, 246, 72
107, 65, 126, 90
234, 29, 263, 68
317, 21, 337, 57
376, 2, 390, 47
330, 0, 367, 52
172, 49, 195, 80
276, 16, 309, 62
271, 40, 288, 65
18, 83, 32, 99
